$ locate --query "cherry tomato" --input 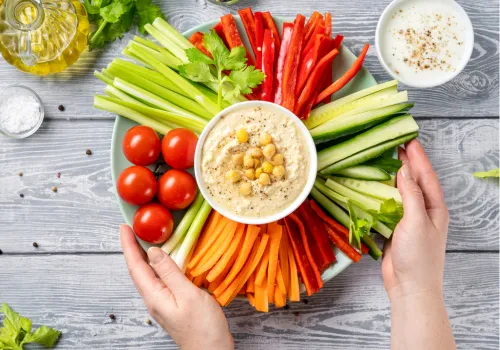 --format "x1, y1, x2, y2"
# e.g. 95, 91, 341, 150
122, 126, 161, 166
133, 203, 174, 244
157, 169, 197, 210
162, 128, 198, 169
117, 166, 157, 205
